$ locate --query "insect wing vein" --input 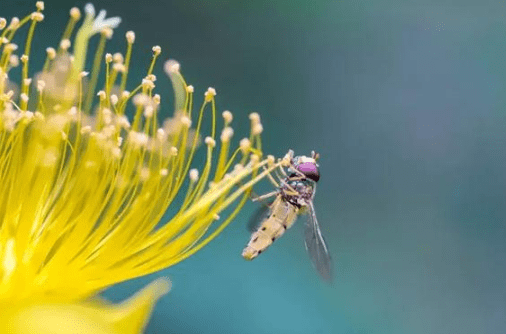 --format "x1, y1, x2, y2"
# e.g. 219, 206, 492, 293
304, 200, 333, 282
